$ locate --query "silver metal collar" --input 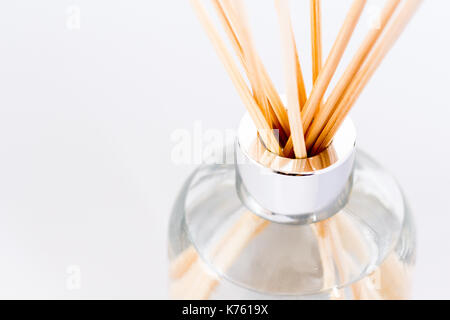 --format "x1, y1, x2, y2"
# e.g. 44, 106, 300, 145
235, 113, 357, 224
